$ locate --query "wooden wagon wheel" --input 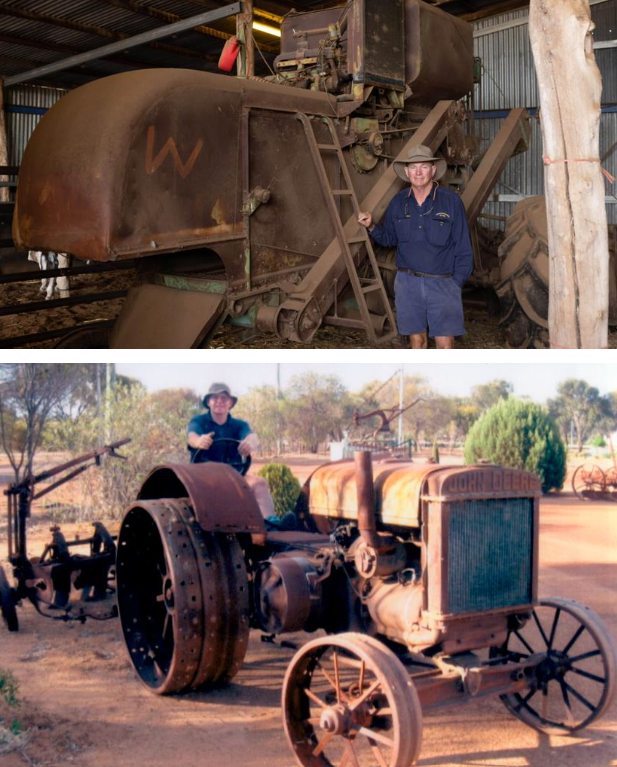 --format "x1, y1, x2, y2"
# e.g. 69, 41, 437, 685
603, 467, 617, 500
571, 464, 606, 501
282, 632, 423, 767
